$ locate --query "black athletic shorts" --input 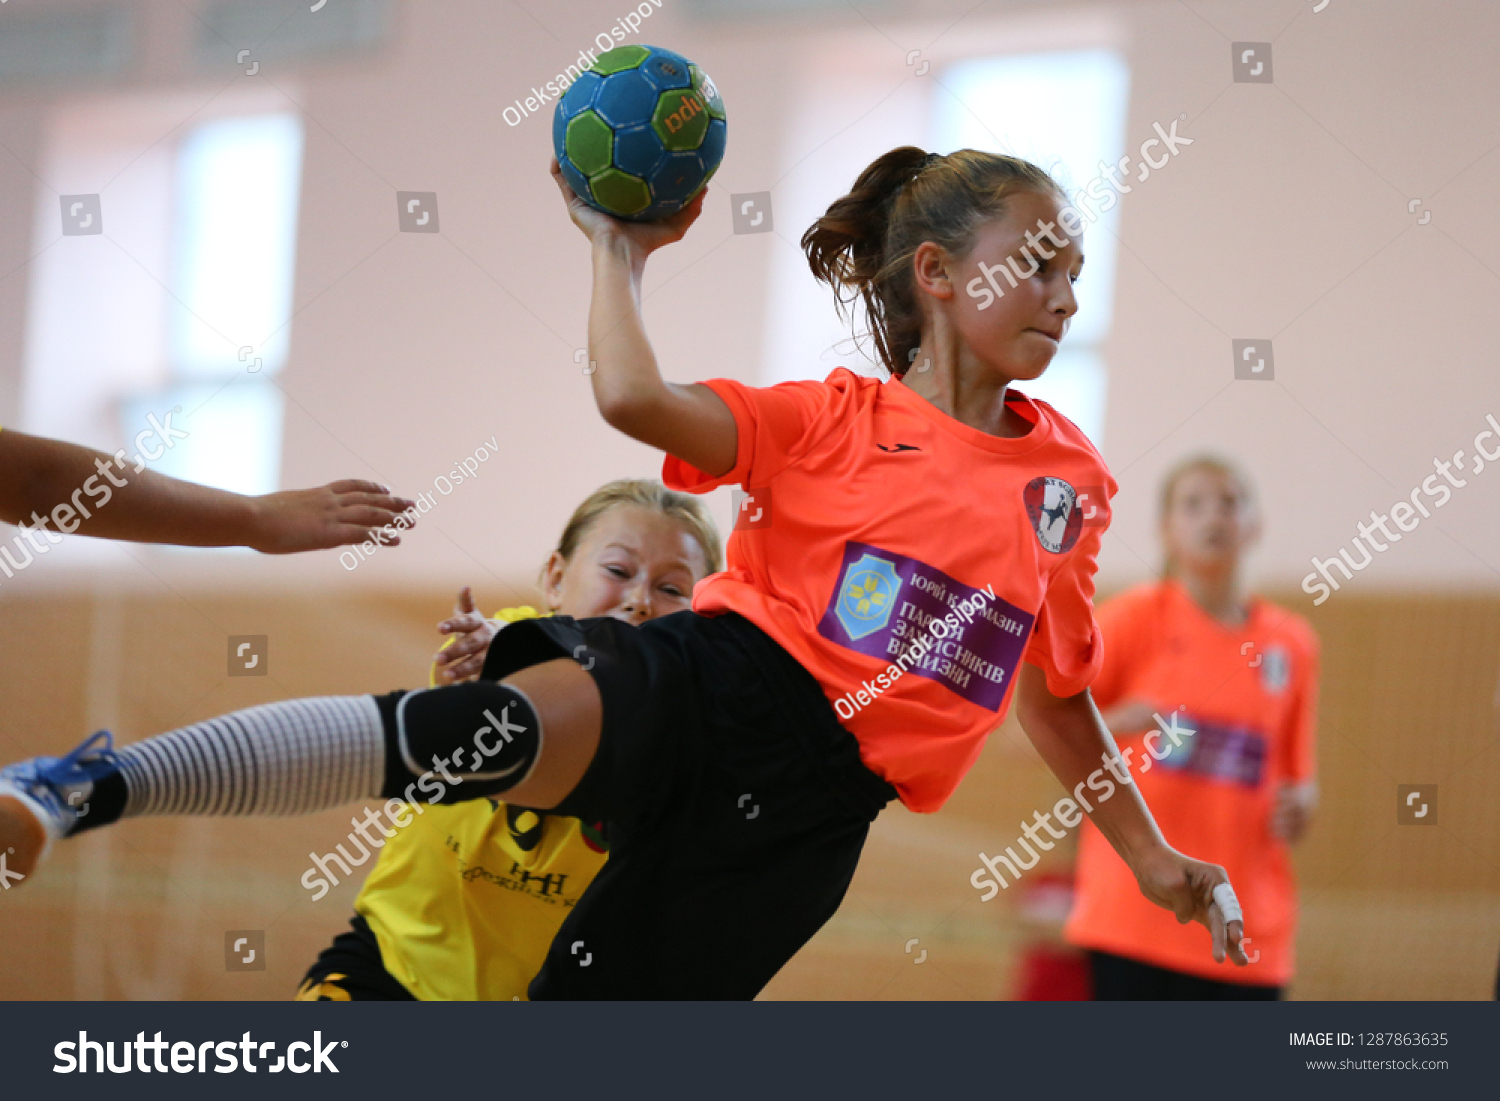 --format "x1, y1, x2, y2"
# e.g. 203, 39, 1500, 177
1088, 949, 1282, 1001
479, 609, 898, 1000
296, 914, 416, 1001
